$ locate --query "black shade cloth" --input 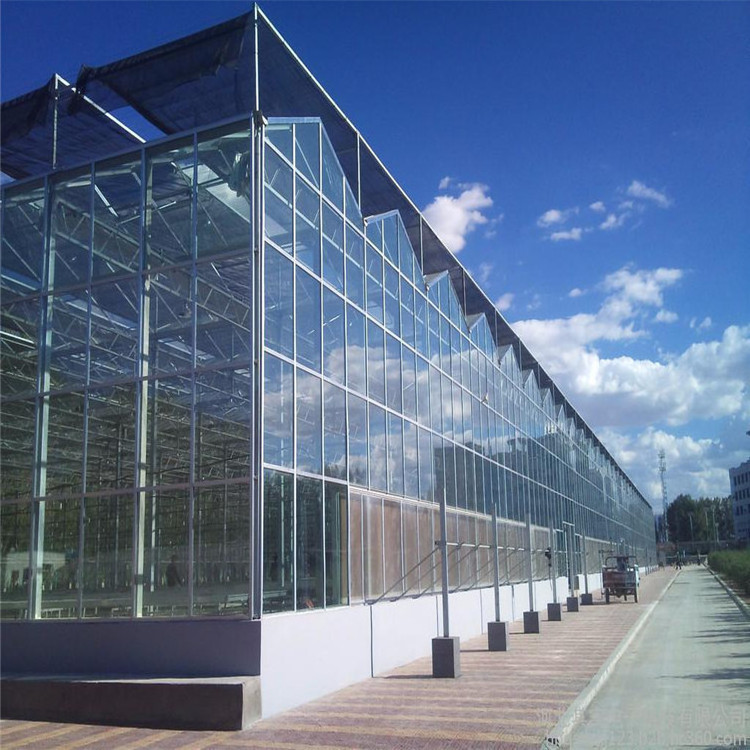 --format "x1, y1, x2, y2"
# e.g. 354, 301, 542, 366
1, 77, 141, 179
